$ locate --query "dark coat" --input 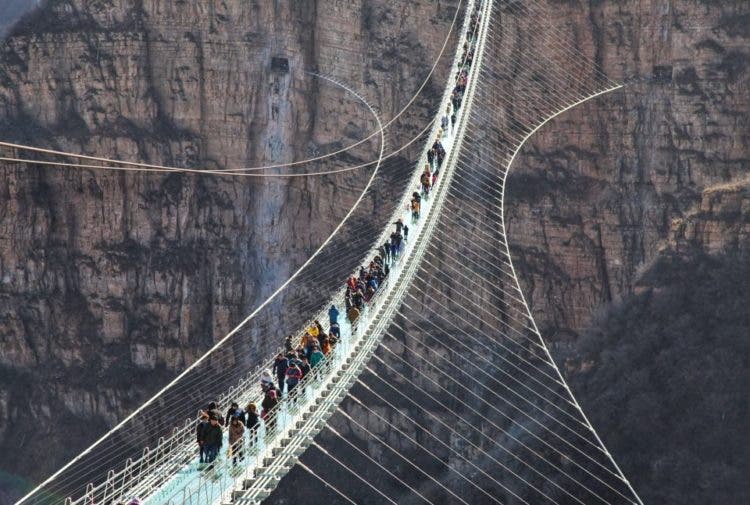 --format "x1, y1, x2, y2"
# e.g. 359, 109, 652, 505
202, 424, 223, 447
246, 411, 260, 430
196, 420, 209, 443
273, 357, 289, 378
